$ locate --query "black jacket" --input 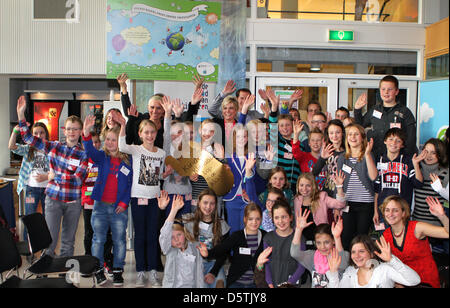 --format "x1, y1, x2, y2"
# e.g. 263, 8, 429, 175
207, 229, 266, 287
120, 93, 200, 147
354, 102, 418, 159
